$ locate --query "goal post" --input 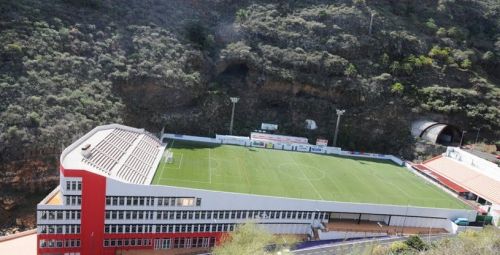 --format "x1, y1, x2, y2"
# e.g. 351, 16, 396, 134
165, 150, 174, 164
